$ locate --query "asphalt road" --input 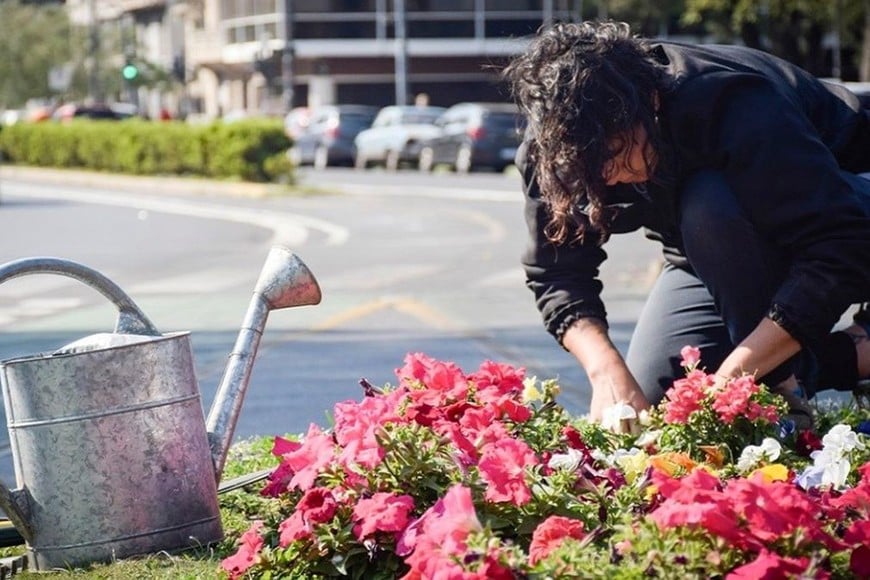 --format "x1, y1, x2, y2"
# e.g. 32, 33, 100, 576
0, 165, 663, 485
